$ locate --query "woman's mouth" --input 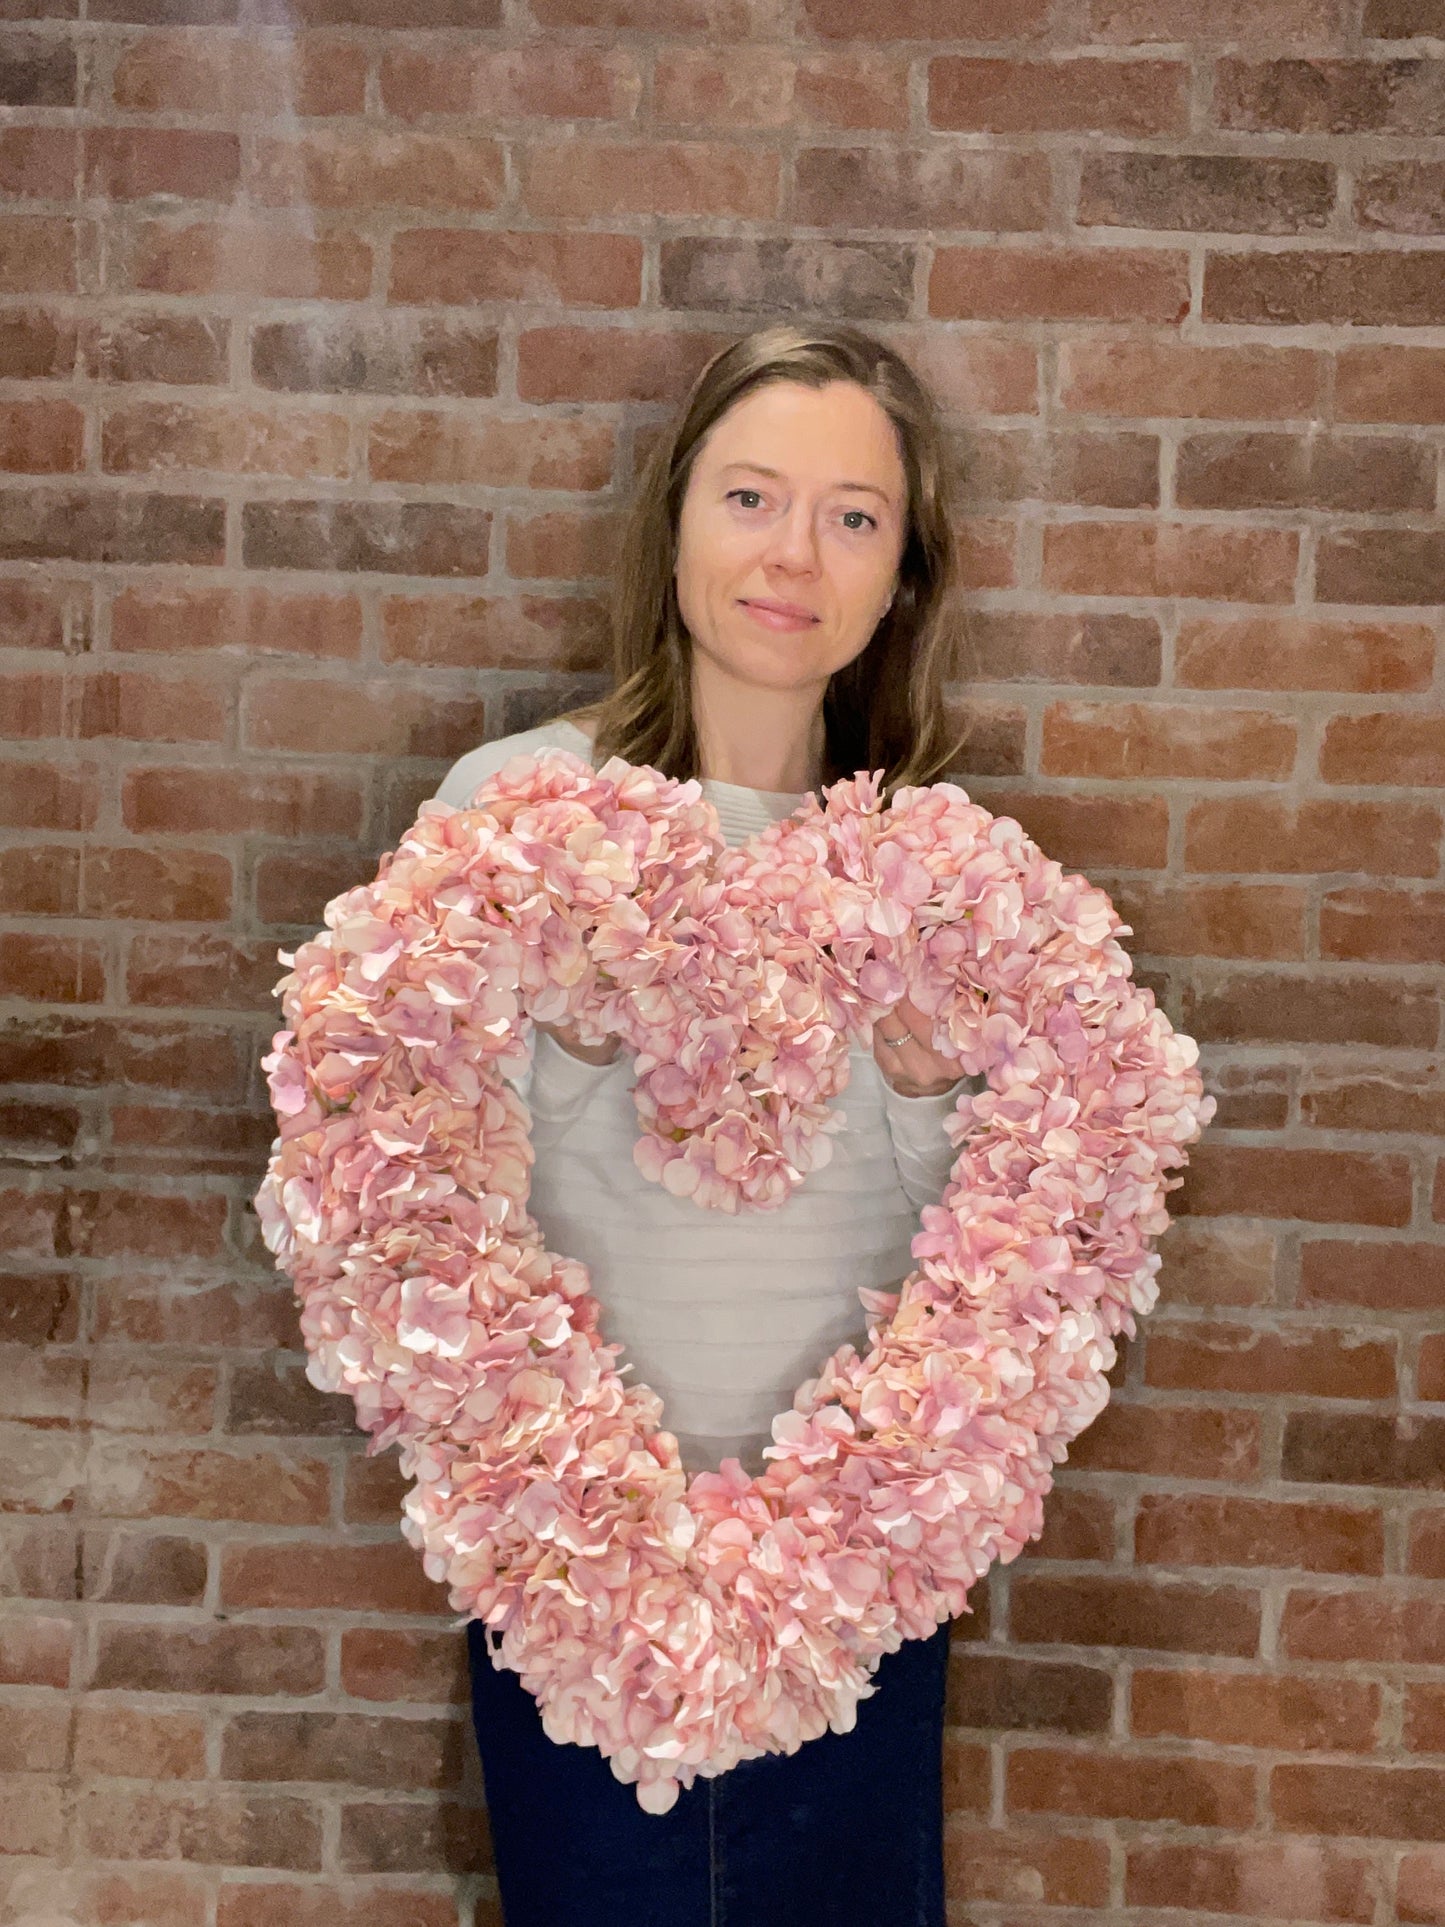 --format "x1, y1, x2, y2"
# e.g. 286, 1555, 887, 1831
739, 600, 819, 632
